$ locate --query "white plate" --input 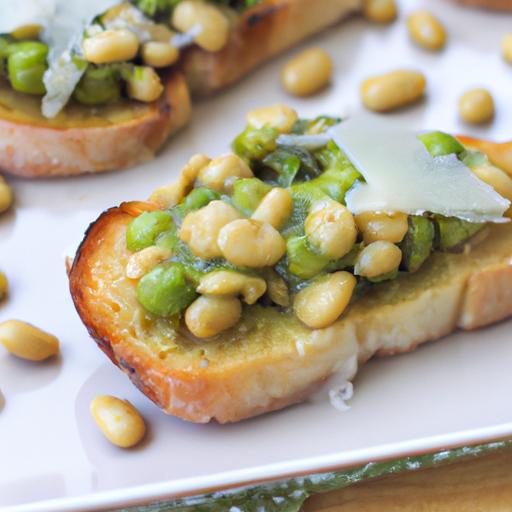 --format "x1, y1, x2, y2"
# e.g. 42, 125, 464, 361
1, 1, 511, 510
